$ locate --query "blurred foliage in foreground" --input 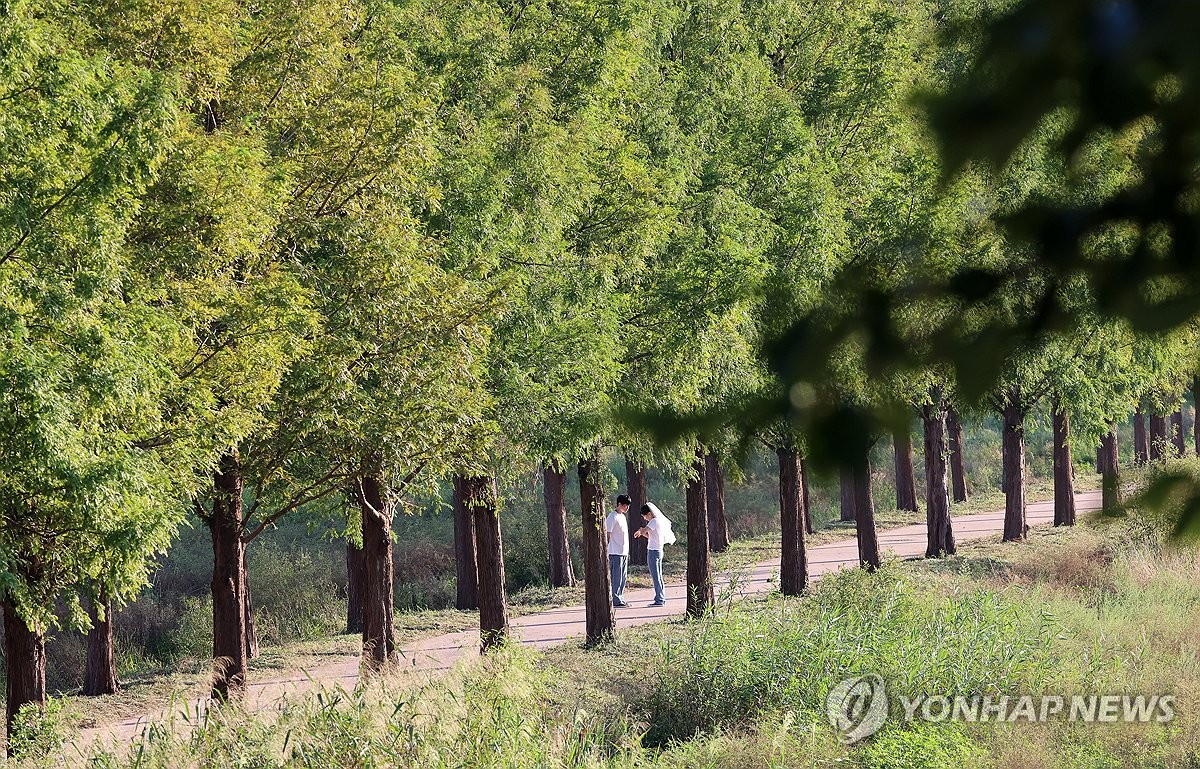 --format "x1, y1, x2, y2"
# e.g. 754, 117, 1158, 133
636, 0, 1200, 536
